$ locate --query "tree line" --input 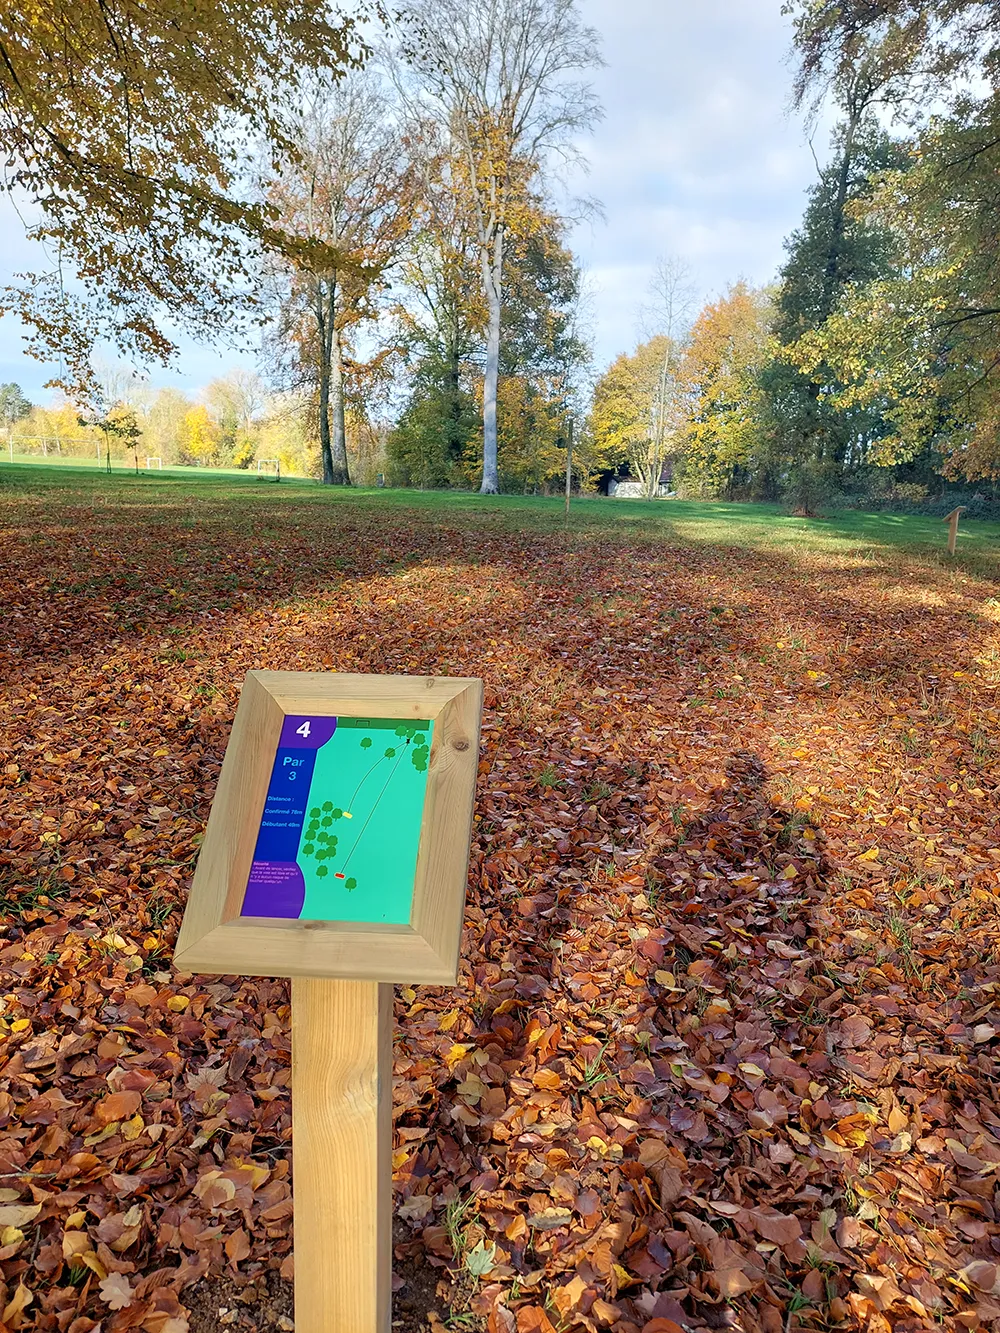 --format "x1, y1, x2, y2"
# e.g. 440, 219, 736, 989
0, 0, 602, 494
3, 0, 999, 503
588, 0, 1000, 511
0, 374, 332, 478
